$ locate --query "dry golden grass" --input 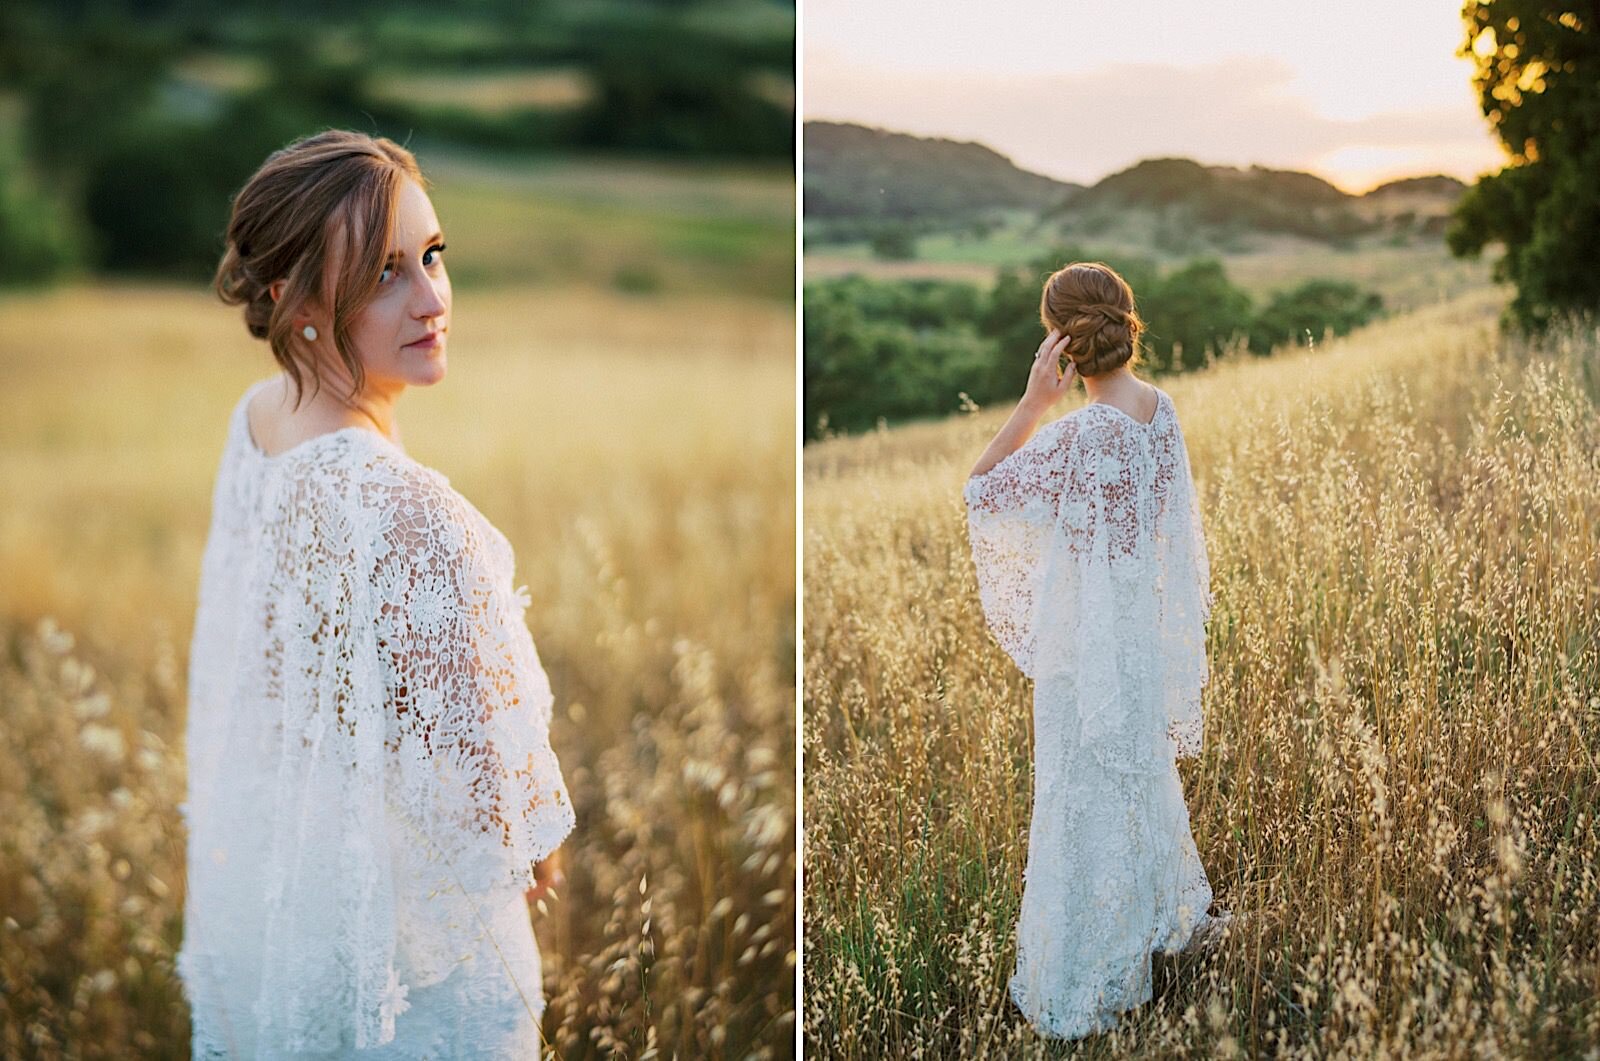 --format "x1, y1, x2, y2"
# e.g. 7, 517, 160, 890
0, 282, 796, 1058
803, 286, 1600, 1057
